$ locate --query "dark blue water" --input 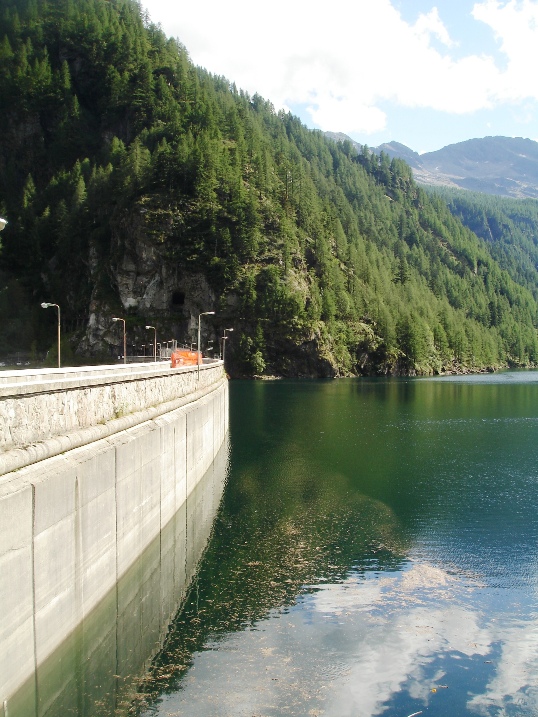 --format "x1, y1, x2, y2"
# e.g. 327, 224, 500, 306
136, 372, 538, 717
